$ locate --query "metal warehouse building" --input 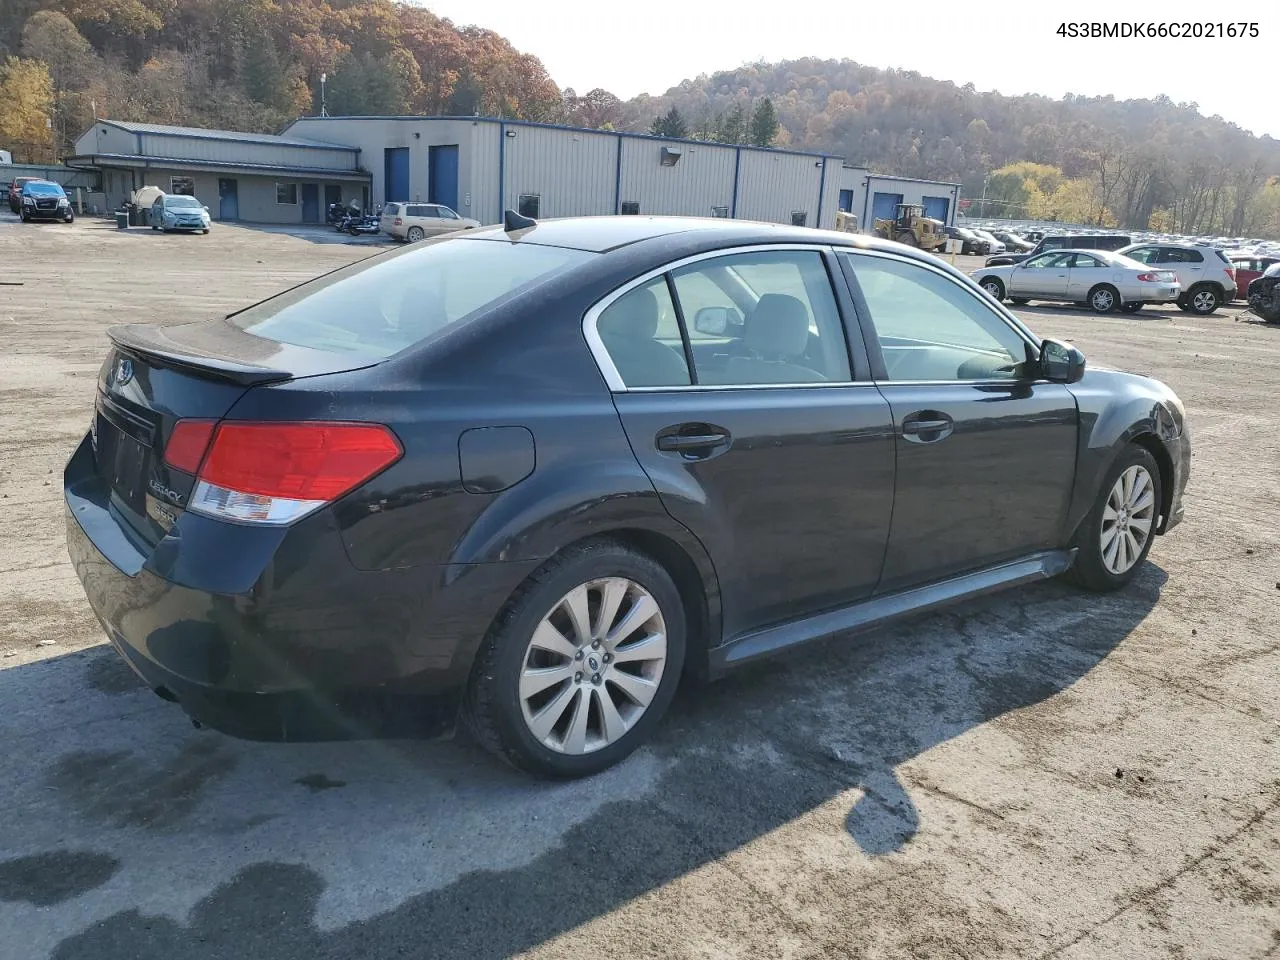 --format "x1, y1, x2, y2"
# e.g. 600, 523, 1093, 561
67, 120, 371, 222
284, 116, 858, 229
66, 115, 959, 230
